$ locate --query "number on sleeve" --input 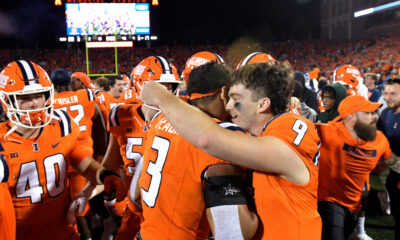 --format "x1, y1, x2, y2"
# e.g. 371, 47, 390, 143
292, 119, 308, 146
141, 136, 170, 208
